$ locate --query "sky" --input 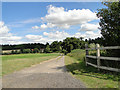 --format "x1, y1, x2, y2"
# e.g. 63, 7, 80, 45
0, 2, 107, 44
